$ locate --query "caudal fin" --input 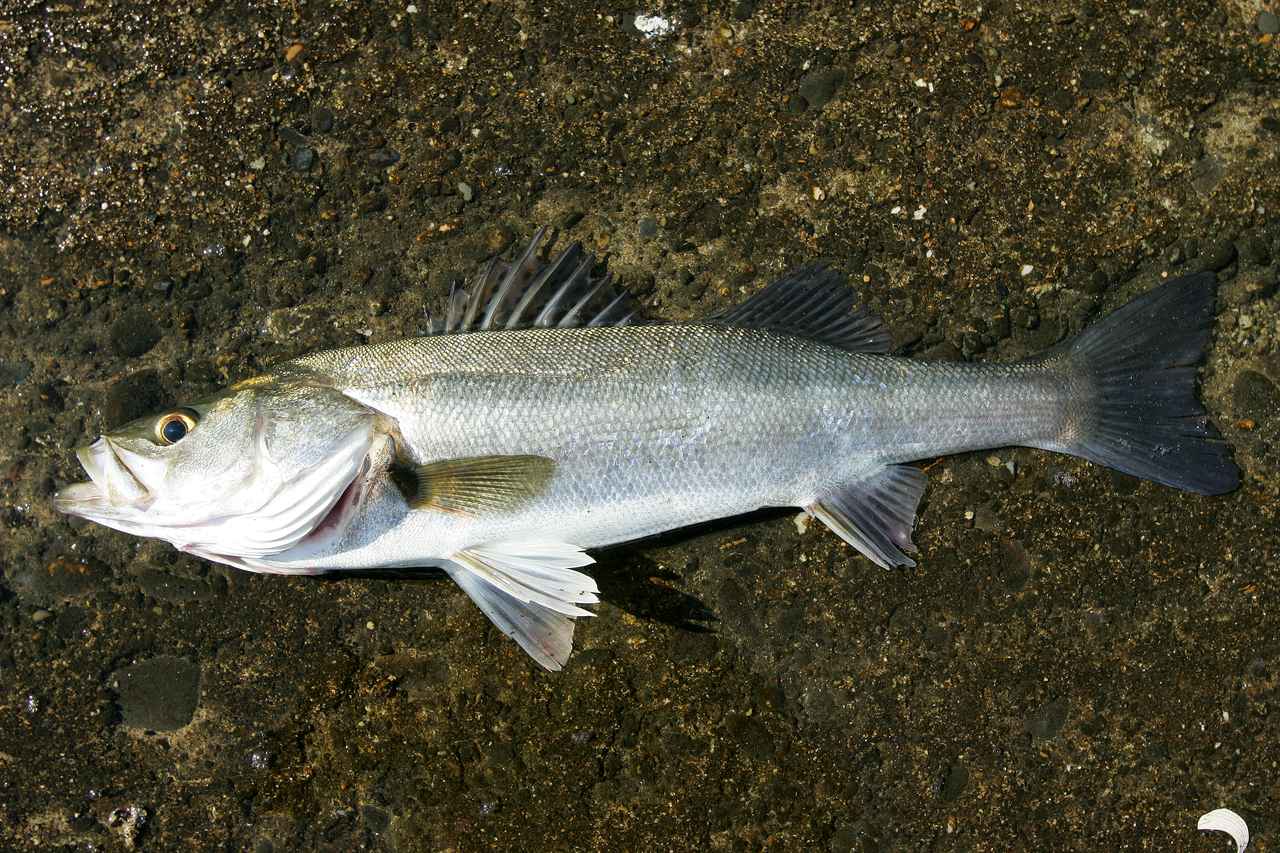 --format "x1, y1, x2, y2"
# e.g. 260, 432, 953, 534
1058, 273, 1239, 495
